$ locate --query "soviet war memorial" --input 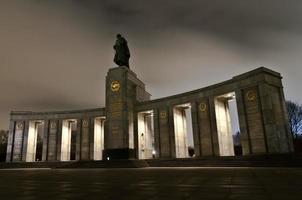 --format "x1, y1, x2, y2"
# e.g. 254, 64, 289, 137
2, 1, 302, 200
6, 36, 294, 163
